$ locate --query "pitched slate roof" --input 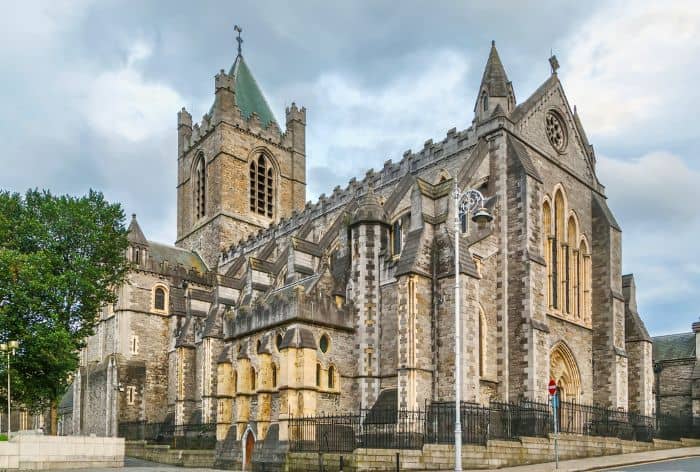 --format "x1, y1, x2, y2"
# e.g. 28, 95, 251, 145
510, 75, 558, 123
652, 332, 696, 362
507, 136, 543, 183
229, 55, 277, 128
148, 241, 208, 273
